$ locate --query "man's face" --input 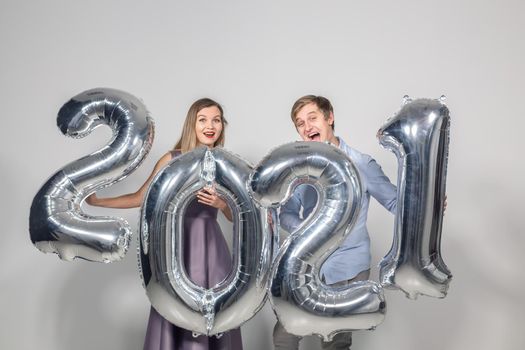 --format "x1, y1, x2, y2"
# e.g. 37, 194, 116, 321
294, 102, 335, 142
